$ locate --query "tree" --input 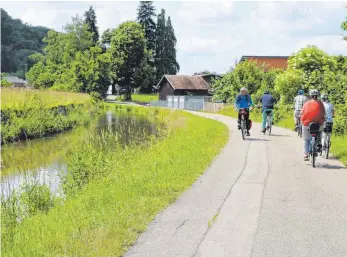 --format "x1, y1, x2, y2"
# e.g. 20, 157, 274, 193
342, 9, 347, 41
155, 9, 167, 82
84, 6, 99, 45
1, 8, 49, 78
109, 21, 149, 100
137, 1, 156, 58
194, 70, 215, 75
165, 17, 180, 75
